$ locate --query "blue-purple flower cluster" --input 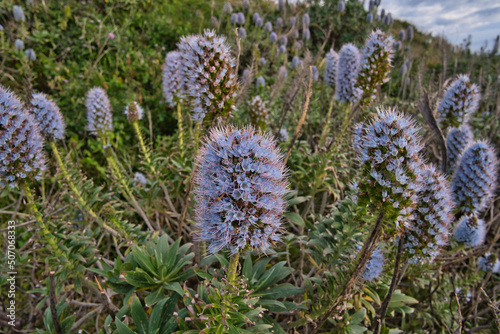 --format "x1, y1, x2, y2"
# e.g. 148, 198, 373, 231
324, 49, 338, 87
0, 87, 46, 189
178, 30, 238, 123
353, 108, 424, 233
446, 124, 473, 175
30, 93, 65, 141
403, 165, 453, 264
85, 87, 113, 135
478, 253, 500, 273
335, 44, 362, 103
451, 141, 497, 214
356, 30, 394, 103
194, 125, 289, 254
437, 74, 480, 129
162, 51, 185, 108
454, 215, 486, 247
361, 246, 385, 281
248, 96, 268, 131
